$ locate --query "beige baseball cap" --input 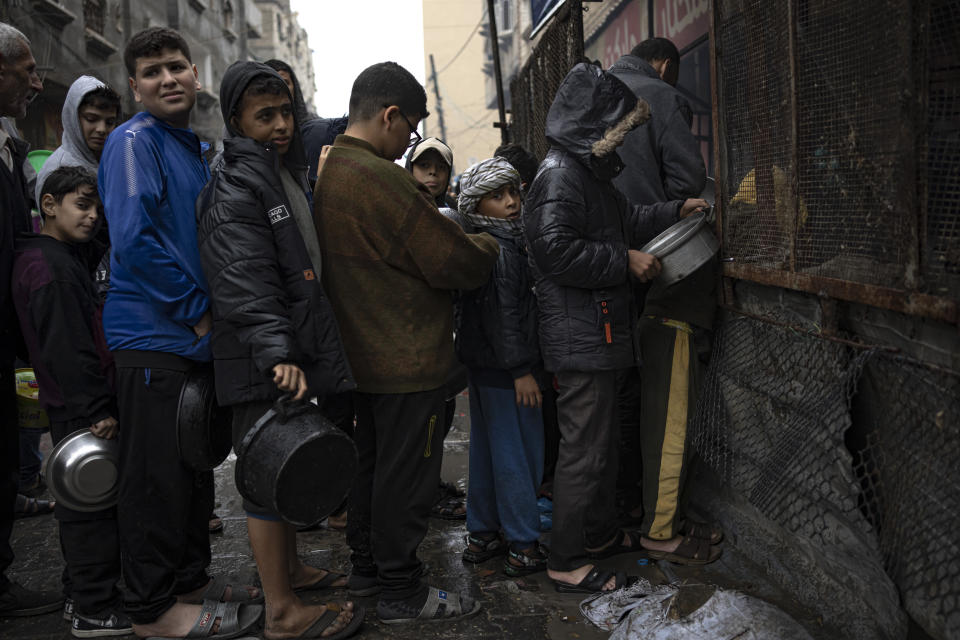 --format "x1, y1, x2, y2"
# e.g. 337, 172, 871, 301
409, 137, 453, 167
